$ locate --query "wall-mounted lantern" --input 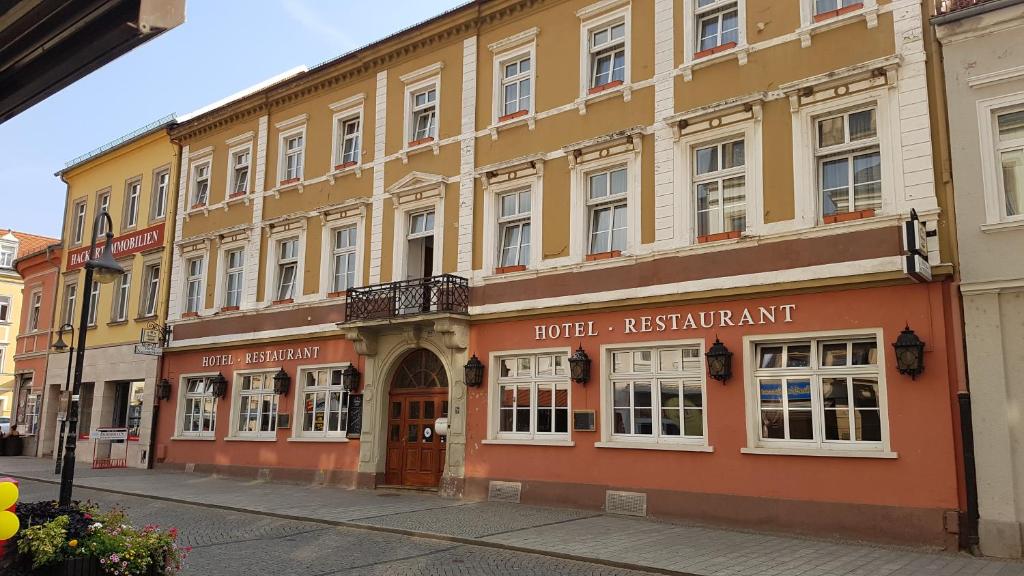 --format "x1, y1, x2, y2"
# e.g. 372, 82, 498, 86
273, 368, 292, 395
342, 364, 360, 392
211, 372, 229, 398
893, 325, 925, 380
156, 378, 172, 402
705, 338, 733, 383
464, 355, 484, 387
569, 346, 591, 385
